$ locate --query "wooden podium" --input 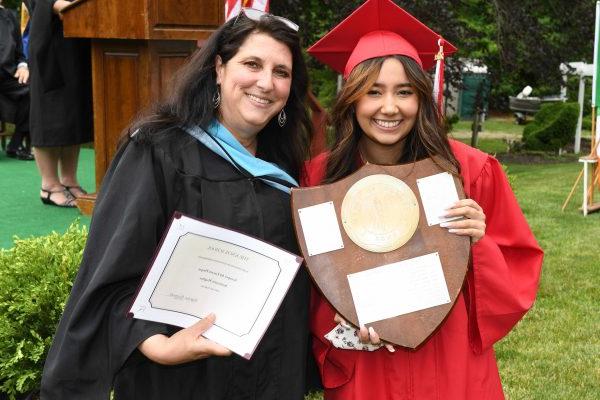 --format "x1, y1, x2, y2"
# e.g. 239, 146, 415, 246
60, 0, 224, 214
